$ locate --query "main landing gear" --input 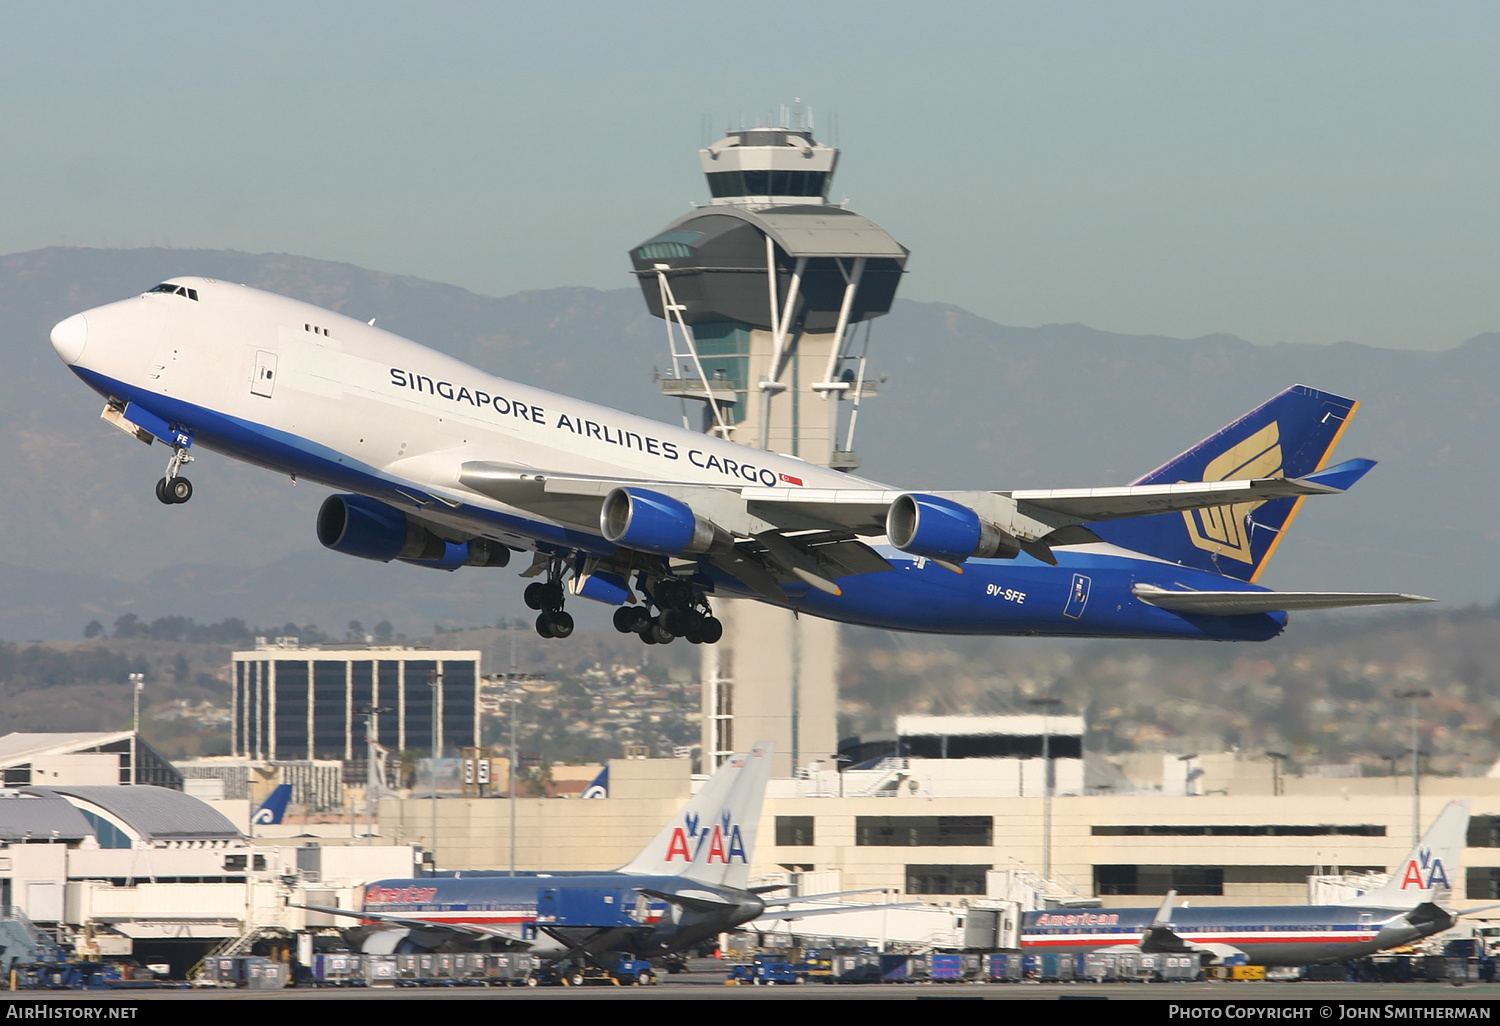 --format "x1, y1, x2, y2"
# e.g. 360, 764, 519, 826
613, 577, 722, 646
155, 444, 194, 505
524, 559, 574, 639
